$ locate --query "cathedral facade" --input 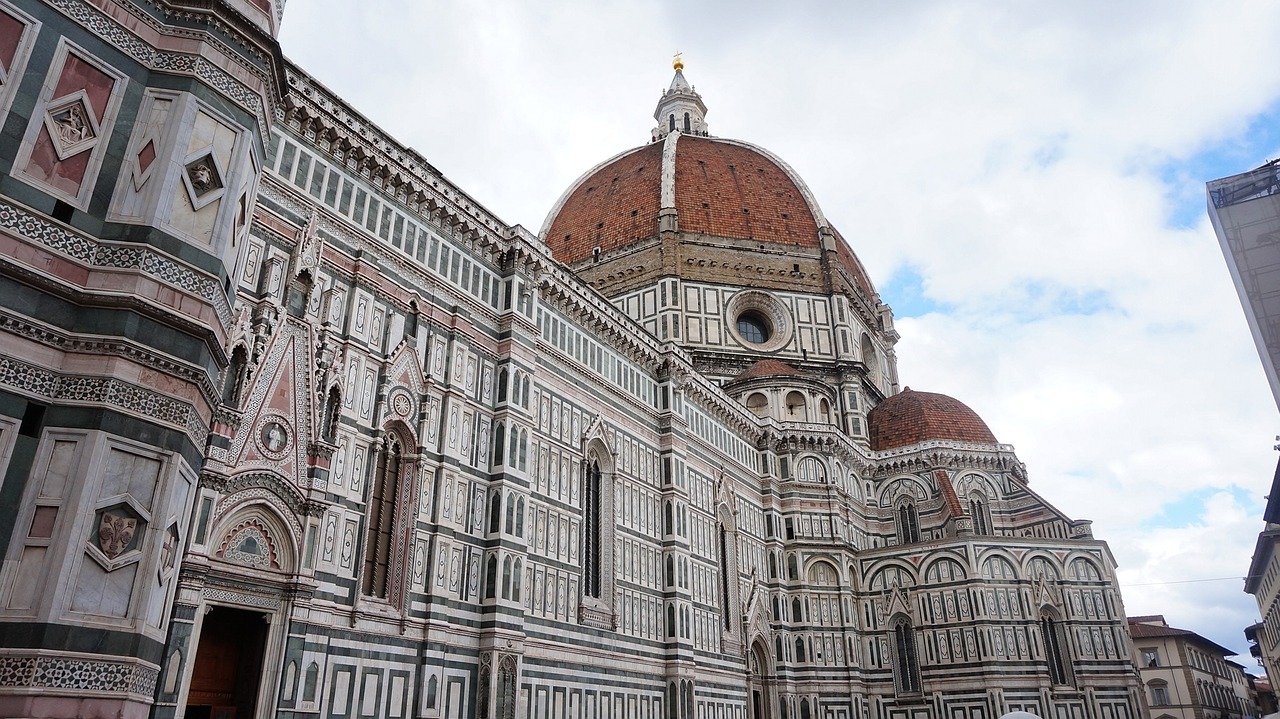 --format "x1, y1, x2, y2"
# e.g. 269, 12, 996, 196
0, 4, 1143, 719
